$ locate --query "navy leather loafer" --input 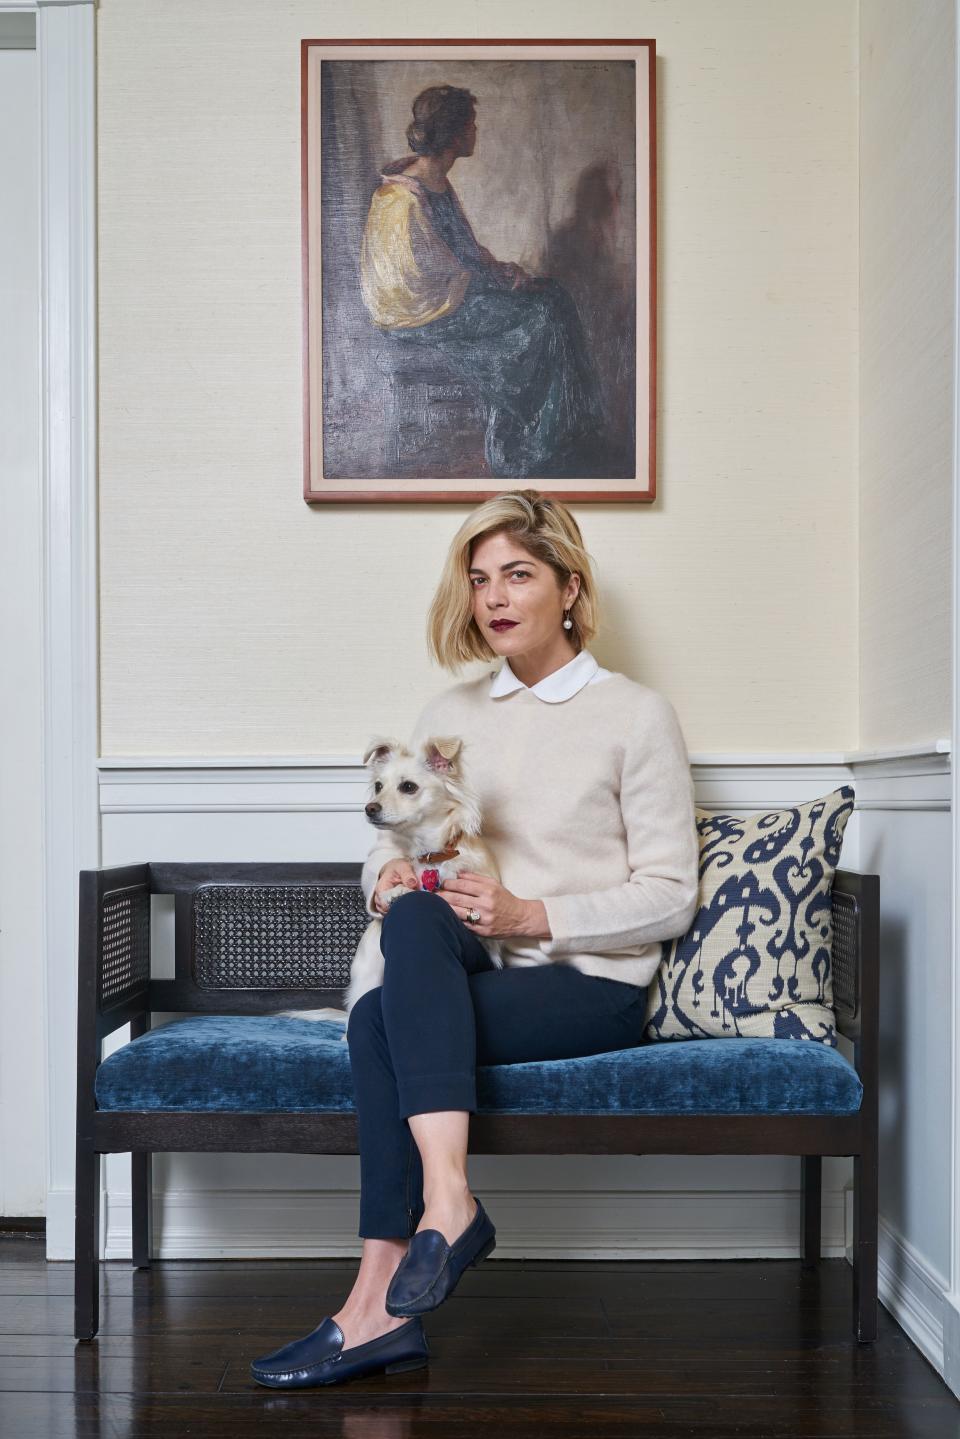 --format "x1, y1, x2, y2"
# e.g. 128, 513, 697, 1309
250, 1314, 428, 1388
385, 1195, 496, 1316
